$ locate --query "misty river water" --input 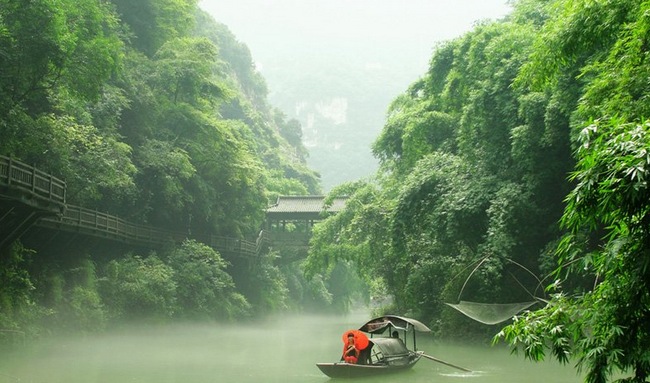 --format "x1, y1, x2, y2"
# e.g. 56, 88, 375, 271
0, 310, 583, 383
